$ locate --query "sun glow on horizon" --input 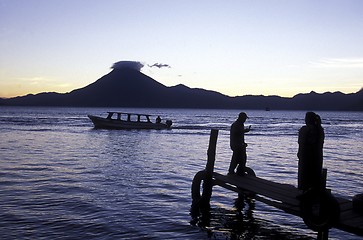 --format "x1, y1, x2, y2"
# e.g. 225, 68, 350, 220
1, 1, 363, 99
